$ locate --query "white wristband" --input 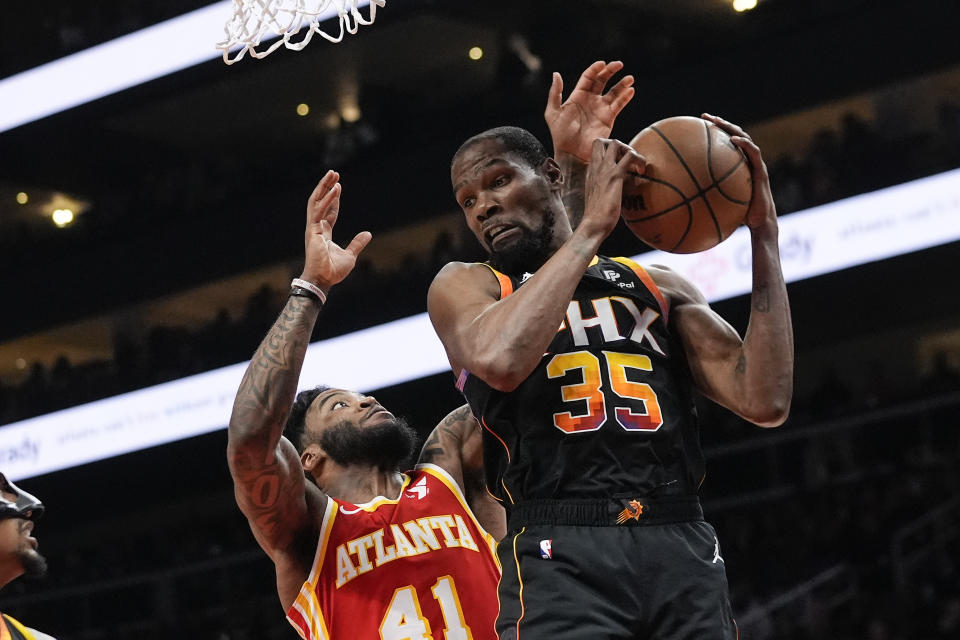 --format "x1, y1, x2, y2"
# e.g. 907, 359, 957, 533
291, 278, 328, 304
